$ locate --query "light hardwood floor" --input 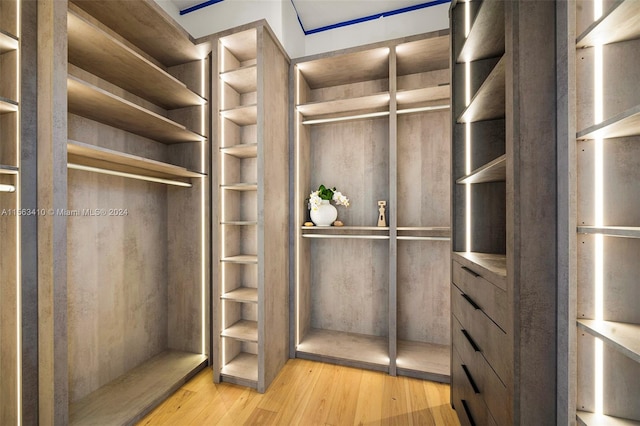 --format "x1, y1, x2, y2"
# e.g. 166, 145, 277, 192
138, 359, 460, 425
